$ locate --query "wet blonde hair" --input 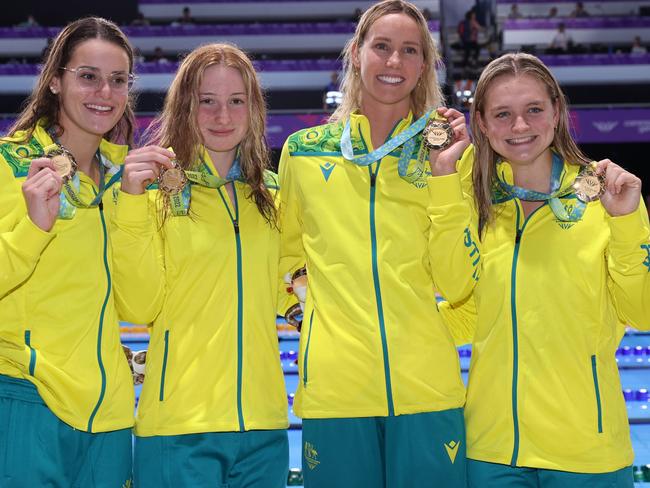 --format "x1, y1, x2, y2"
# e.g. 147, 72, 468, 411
147, 43, 276, 226
330, 0, 443, 122
471, 52, 589, 235
8, 17, 136, 145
